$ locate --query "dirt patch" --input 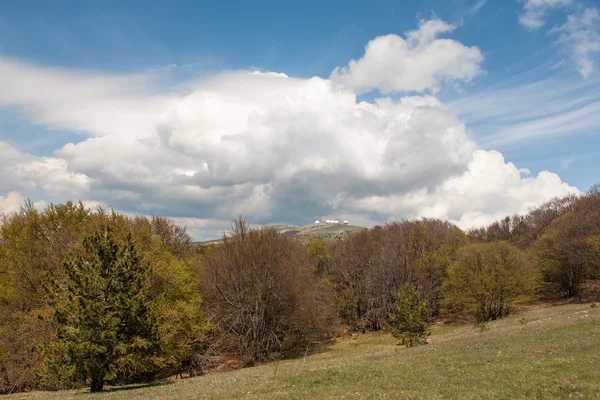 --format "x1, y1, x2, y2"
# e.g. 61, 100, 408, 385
203, 354, 246, 374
